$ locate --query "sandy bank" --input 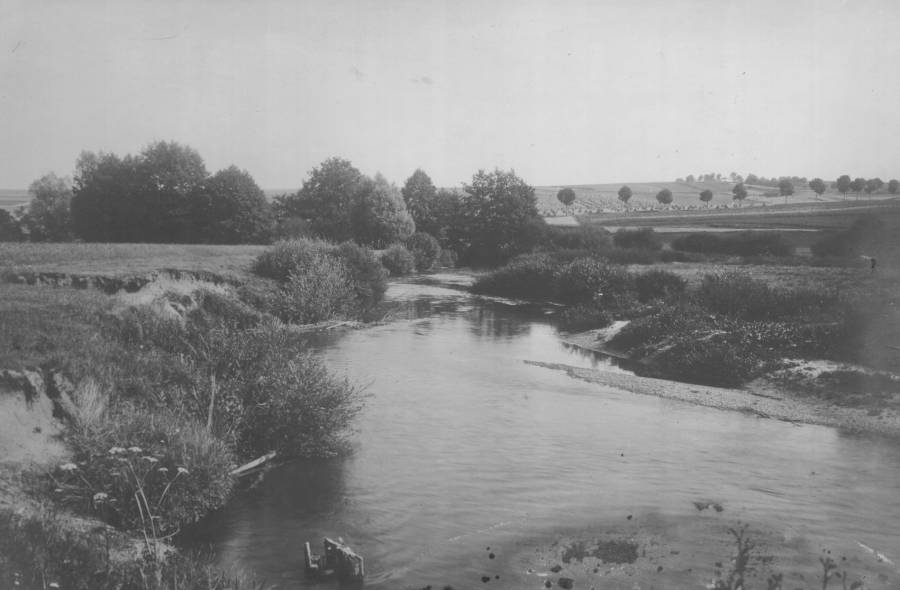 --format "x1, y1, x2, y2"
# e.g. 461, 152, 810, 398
551, 329, 900, 440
